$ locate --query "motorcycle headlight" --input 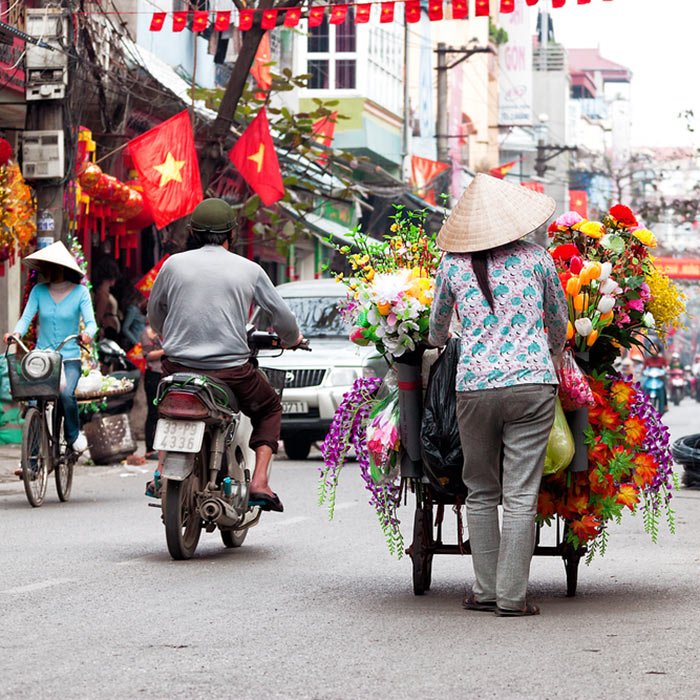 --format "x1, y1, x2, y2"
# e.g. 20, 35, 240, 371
328, 368, 359, 386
